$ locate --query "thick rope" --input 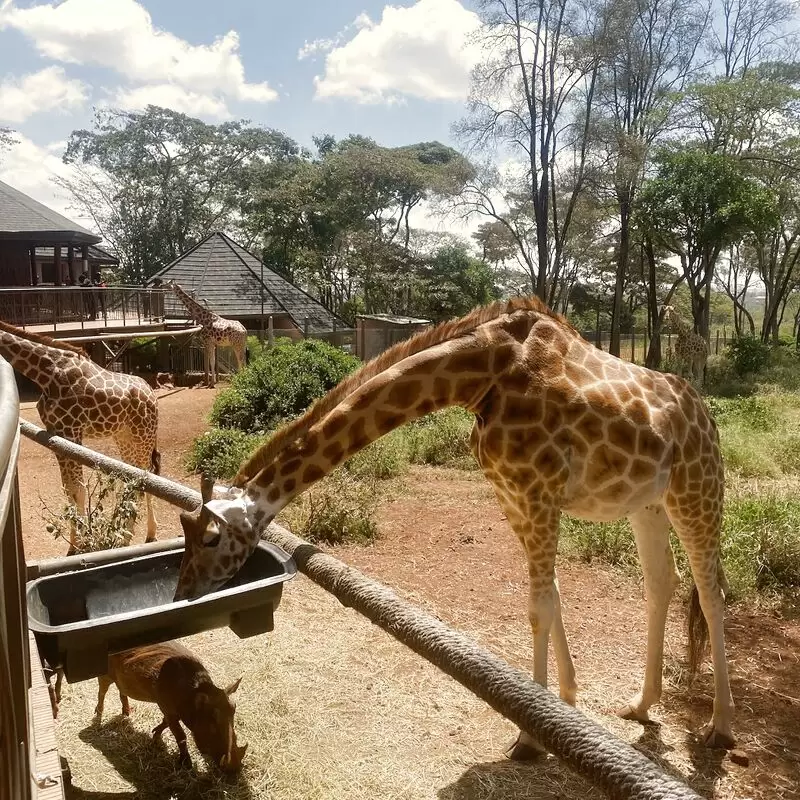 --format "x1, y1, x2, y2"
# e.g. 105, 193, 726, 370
19, 419, 700, 800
